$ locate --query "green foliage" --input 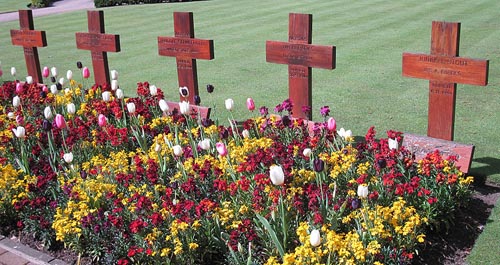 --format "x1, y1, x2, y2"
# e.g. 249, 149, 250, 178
30, 0, 51, 8
94, 0, 192, 8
